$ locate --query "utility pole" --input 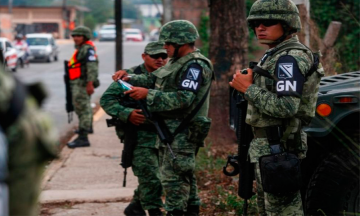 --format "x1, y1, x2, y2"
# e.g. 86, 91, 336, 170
8, 0, 13, 14
115, 0, 123, 70
162, 0, 172, 24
